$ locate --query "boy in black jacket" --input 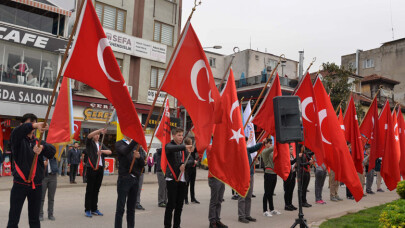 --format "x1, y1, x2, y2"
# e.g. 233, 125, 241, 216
164, 128, 194, 228
7, 113, 56, 228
